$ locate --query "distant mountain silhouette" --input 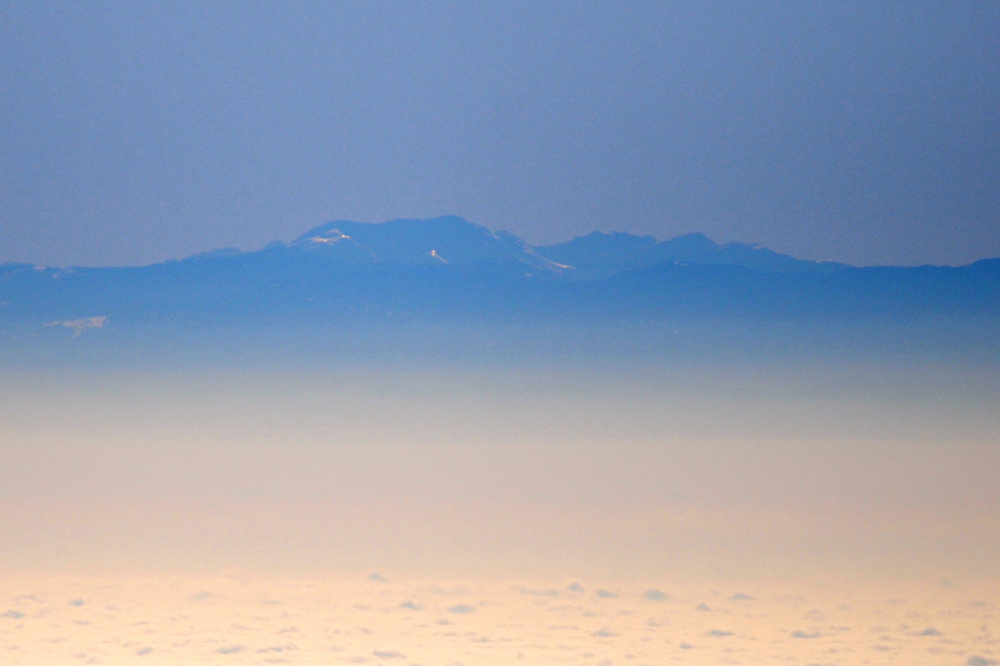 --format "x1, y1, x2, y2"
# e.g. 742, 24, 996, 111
1, 216, 997, 329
